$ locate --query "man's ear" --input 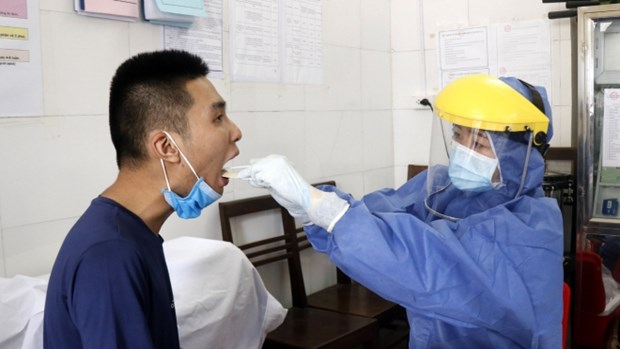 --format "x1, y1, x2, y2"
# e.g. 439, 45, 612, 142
149, 131, 181, 163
